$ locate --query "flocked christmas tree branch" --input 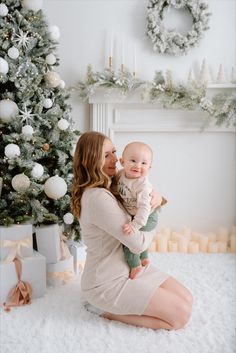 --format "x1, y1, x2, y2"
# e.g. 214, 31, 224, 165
71, 65, 236, 128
